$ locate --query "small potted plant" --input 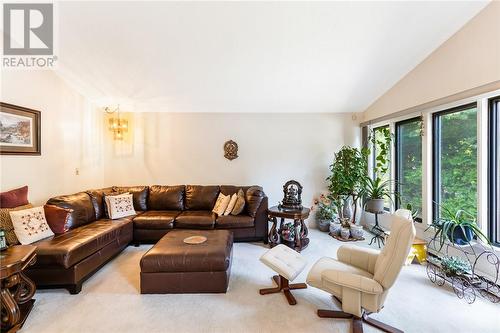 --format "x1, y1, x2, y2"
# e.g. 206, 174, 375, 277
363, 176, 393, 213
312, 194, 336, 232
440, 256, 471, 277
405, 203, 419, 221
428, 204, 490, 249
315, 201, 335, 232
